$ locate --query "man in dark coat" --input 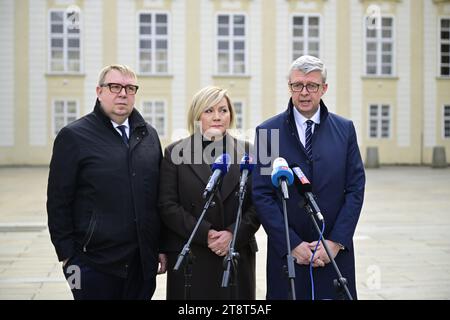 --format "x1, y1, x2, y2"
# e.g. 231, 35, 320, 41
47, 65, 166, 300
252, 55, 365, 300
